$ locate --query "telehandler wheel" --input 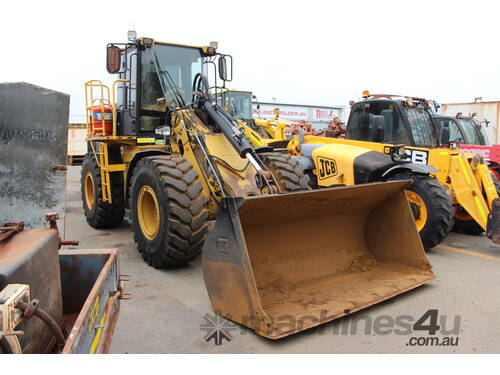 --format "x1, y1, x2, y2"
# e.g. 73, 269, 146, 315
81, 153, 125, 228
130, 156, 209, 268
388, 173, 453, 251
452, 176, 500, 235
452, 208, 484, 235
259, 153, 310, 192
